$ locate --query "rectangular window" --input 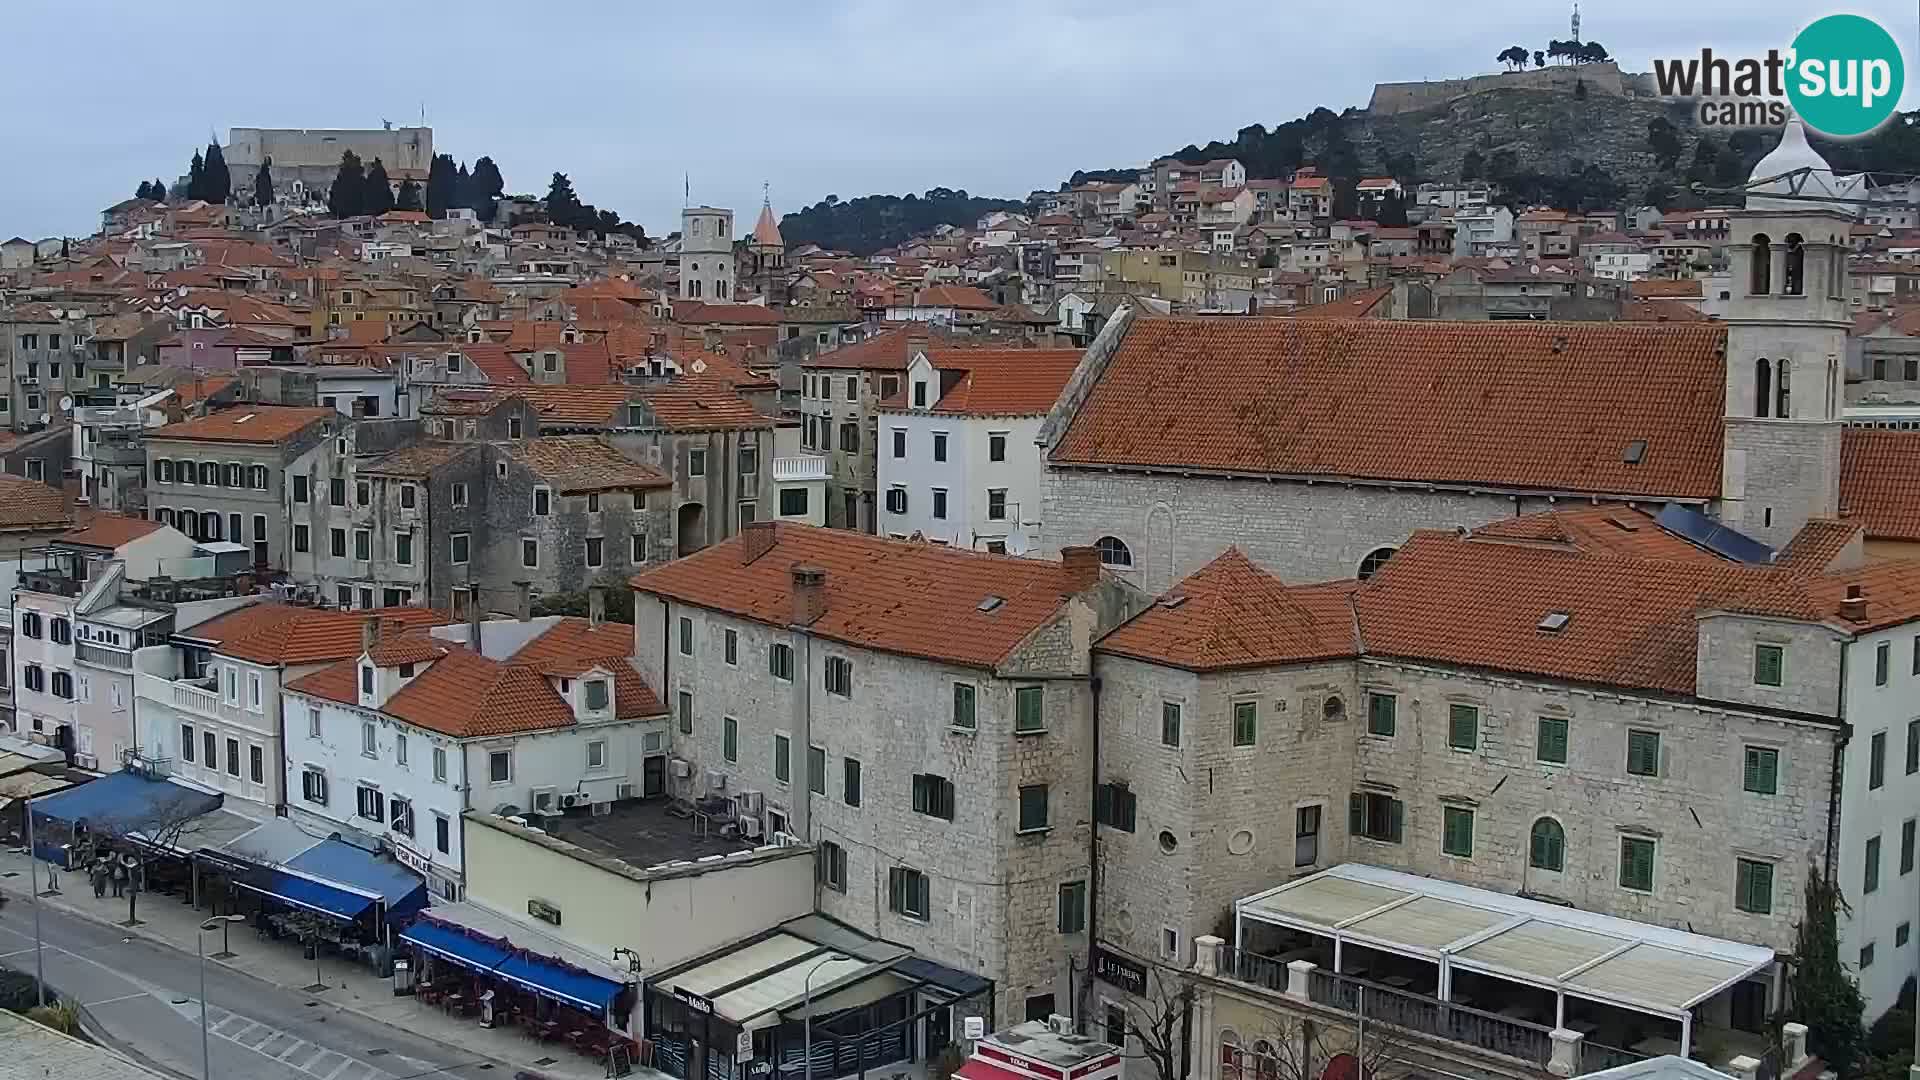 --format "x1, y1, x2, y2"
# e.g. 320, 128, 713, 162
1295, 805, 1321, 866
1872, 731, 1888, 789
818, 841, 847, 893
843, 757, 862, 806
400, 484, 416, 510
989, 433, 1007, 462
987, 488, 1007, 520
1058, 881, 1087, 934
1627, 729, 1661, 777
433, 746, 447, 782
1744, 747, 1779, 795
293, 524, 310, 553
1447, 703, 1478, 751
952, 683, 976, 730
181, 723, 196, 762
1018, 784, 1049, 832
585, 537, 603, 568
1367, 692, 1396, 736
436, 814, 450, 854
521, 538, 538, 568
1441, 806, 1474, 857
723, 629, 738, 666
362, 719, 377, 754
677, 617, 693, 656
1232, 700, 1257, 746
932, 433, 948, 462
1902, 819, 1915, 875
912, 382, 927, 408
1015, 686, 1045, 733
1095, 783, 1137, 832
808, 745, 826, 795
912, 773, 955, 820
330, 528, 347, 557
307, 708, 321, 738
888, 867, 930, 921
451, 482, 468, 507
1866, 835, 1883, 893
931, 489, 947, 519
1619, 836, 1656, 892
395, 532, 413, 566
677, 689, 693, 735
773, 733, 791, 784
534, 488, 550, 516
329, 477, 346, 505
1901, 923, 1912, 948
1161, 701, 1182, 747
1537, 716, 1569, 763
293, 474, 311, 503
1861, 943, 1877, 969
1349, 792, 1404, 843
769, 643, 793, 680
489, 750, 510, 783
451, 533, 470, 564
1876, 641, 1892, 686
891, 429, 906, 459
1908, 719, 1919, 775
824, 656, 852, 696
1754, 644, 1785, 687
356, 784, 386, 823
1736, 858, 1774, 914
